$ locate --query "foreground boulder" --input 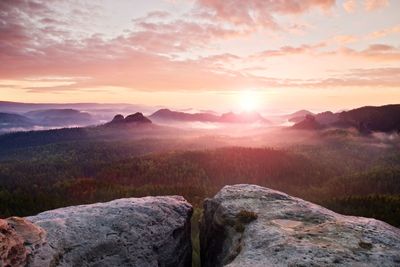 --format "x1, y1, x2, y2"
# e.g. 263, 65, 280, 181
1, 196, 192, 267
0, 217, 45, 267
200, 184, 400, 267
